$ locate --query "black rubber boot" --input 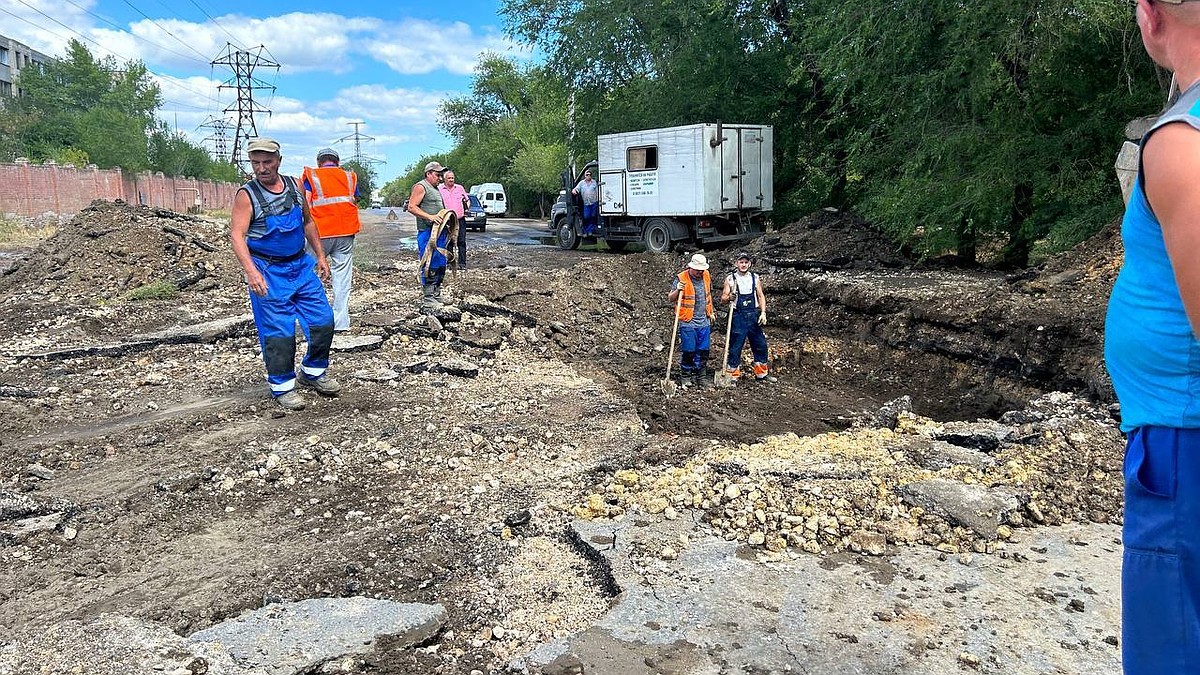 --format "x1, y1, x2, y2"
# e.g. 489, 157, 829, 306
696, 350, 711, 387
